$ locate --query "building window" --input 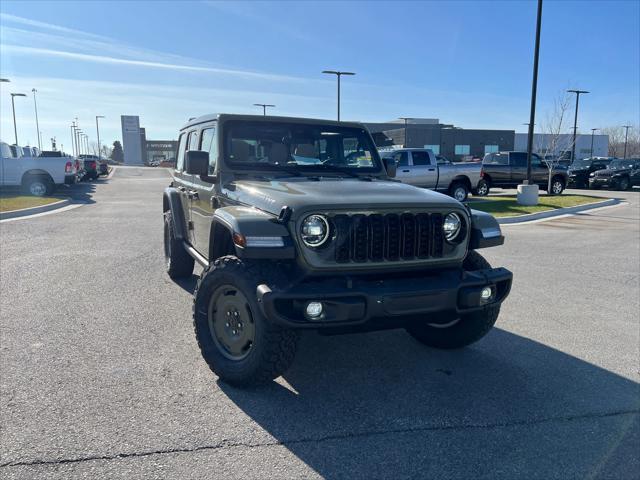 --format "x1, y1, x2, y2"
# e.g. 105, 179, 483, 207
424, 144, 440, 154
484, 144, 499, 154
454, 145, 470, 155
